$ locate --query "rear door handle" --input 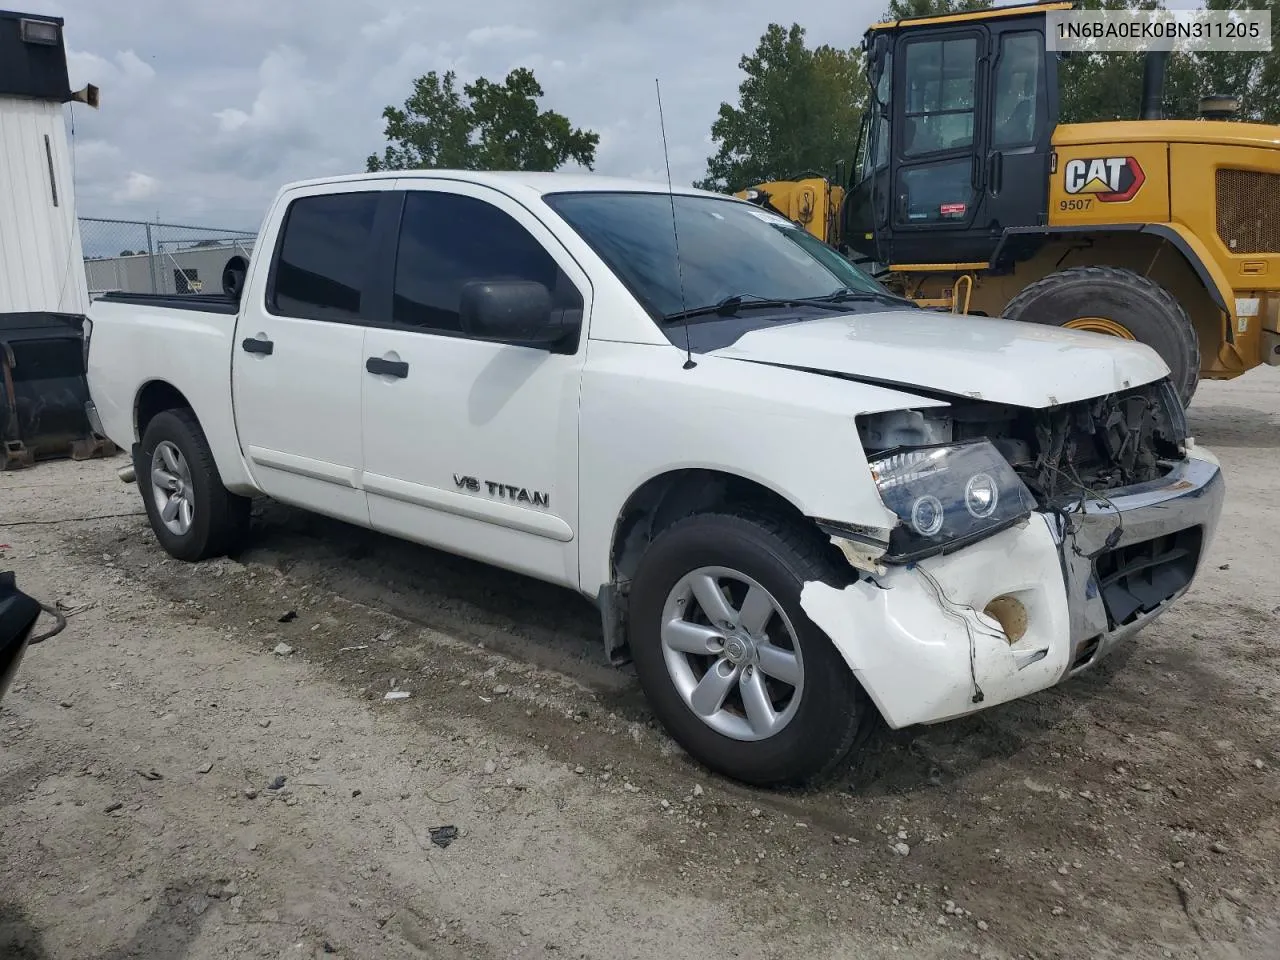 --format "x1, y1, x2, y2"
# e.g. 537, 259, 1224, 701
241, 337, 273, 355
366, 357, 409, 379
